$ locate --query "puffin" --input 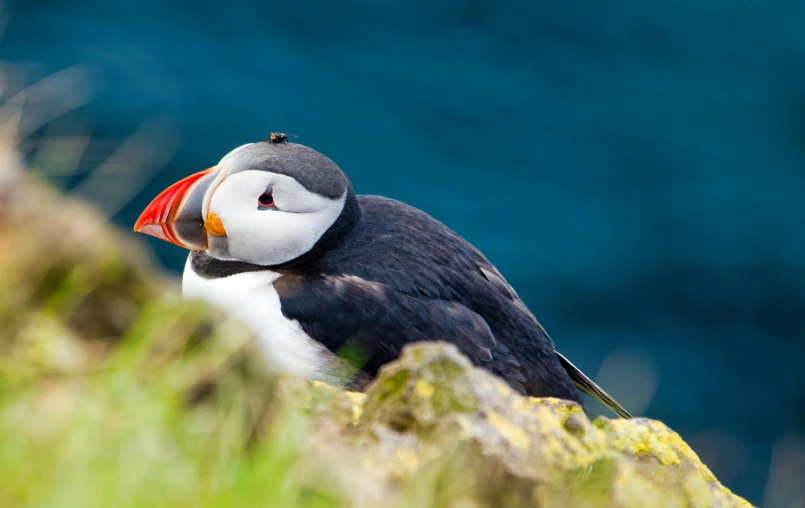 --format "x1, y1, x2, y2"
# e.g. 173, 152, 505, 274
134, 135, 631, 418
